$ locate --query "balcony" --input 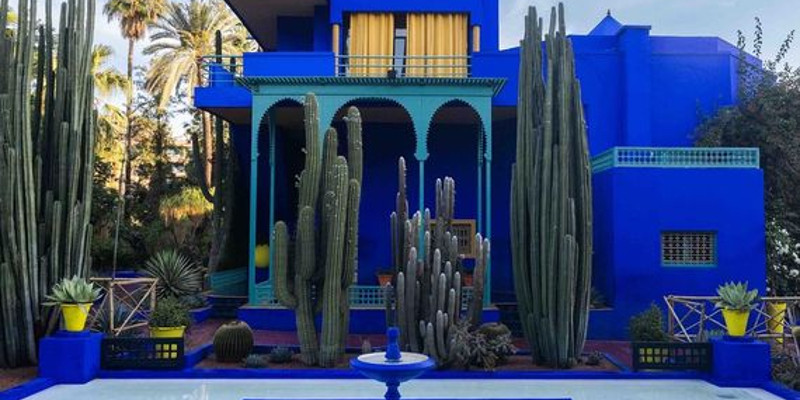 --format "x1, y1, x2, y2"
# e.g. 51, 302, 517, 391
200, 52, 477, 86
